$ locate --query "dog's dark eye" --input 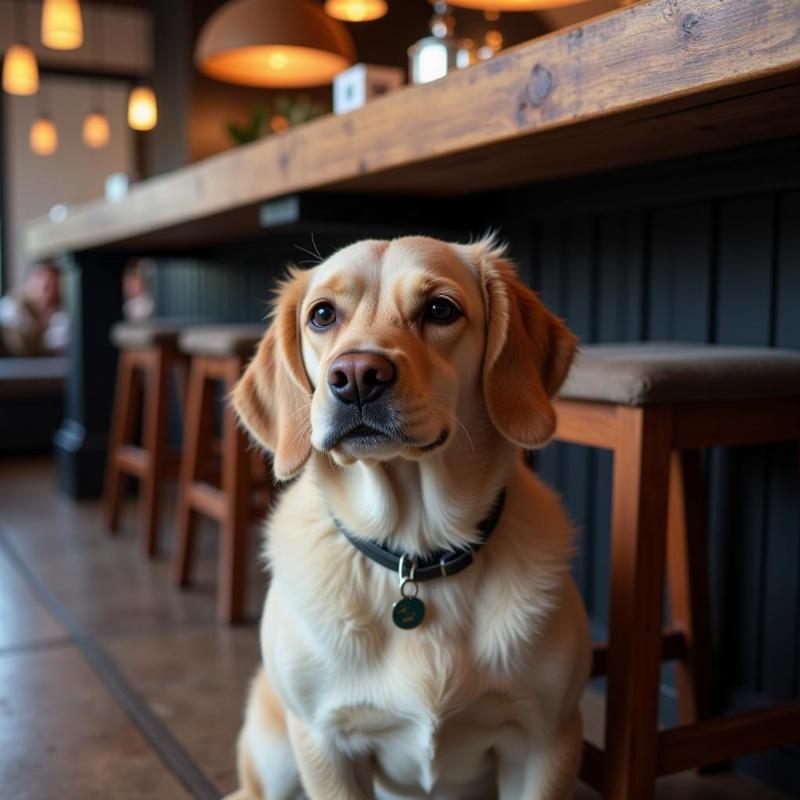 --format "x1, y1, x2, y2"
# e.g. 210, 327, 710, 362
310, 302, 336, 329
424, 298, 461, 325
